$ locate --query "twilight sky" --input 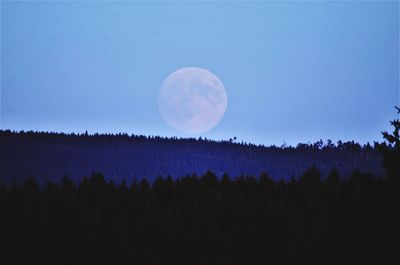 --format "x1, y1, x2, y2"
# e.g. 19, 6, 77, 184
1, 0, 399, 146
